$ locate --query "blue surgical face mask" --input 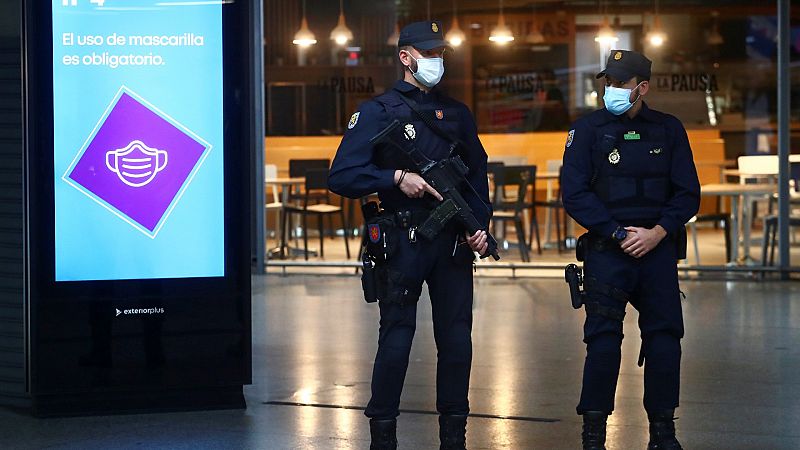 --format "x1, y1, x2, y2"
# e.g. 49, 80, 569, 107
603, 84, 641, 115
408, 54, 444, 88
